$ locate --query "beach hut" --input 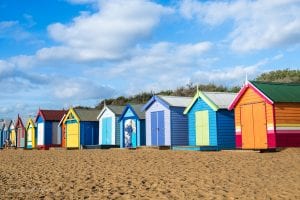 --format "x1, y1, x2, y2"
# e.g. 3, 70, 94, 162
142, 95, 192, 146
15, 115, 26, 148
228, 81, 300, 149
98, 105, 124, 147
0, 120, 4, 148
63, 108, 99, 148
25, 119, 36, 149
8, 121, 16, 147
1, 119, 12, 147
118, 104, 146, 148
58, 114, 67, 148
35, 109, 67, 149
182, 90, 236, 150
